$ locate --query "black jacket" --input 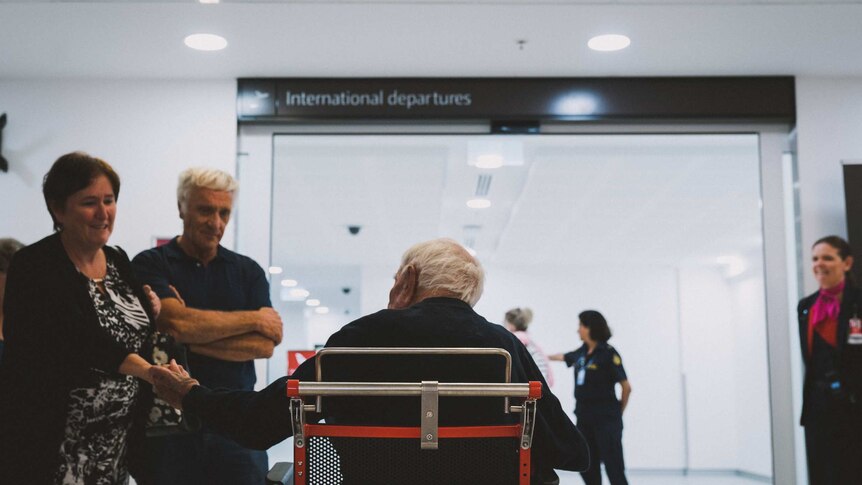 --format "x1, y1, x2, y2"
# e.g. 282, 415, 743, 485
183, 297, 589, 479
797, 280, 862, 425
0, 233, 156, 484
